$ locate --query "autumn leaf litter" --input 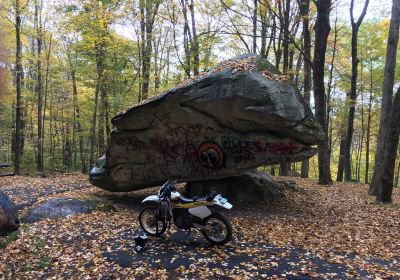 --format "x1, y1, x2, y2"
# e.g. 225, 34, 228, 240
0, 174, 399, 279
176, 56, 288, 88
